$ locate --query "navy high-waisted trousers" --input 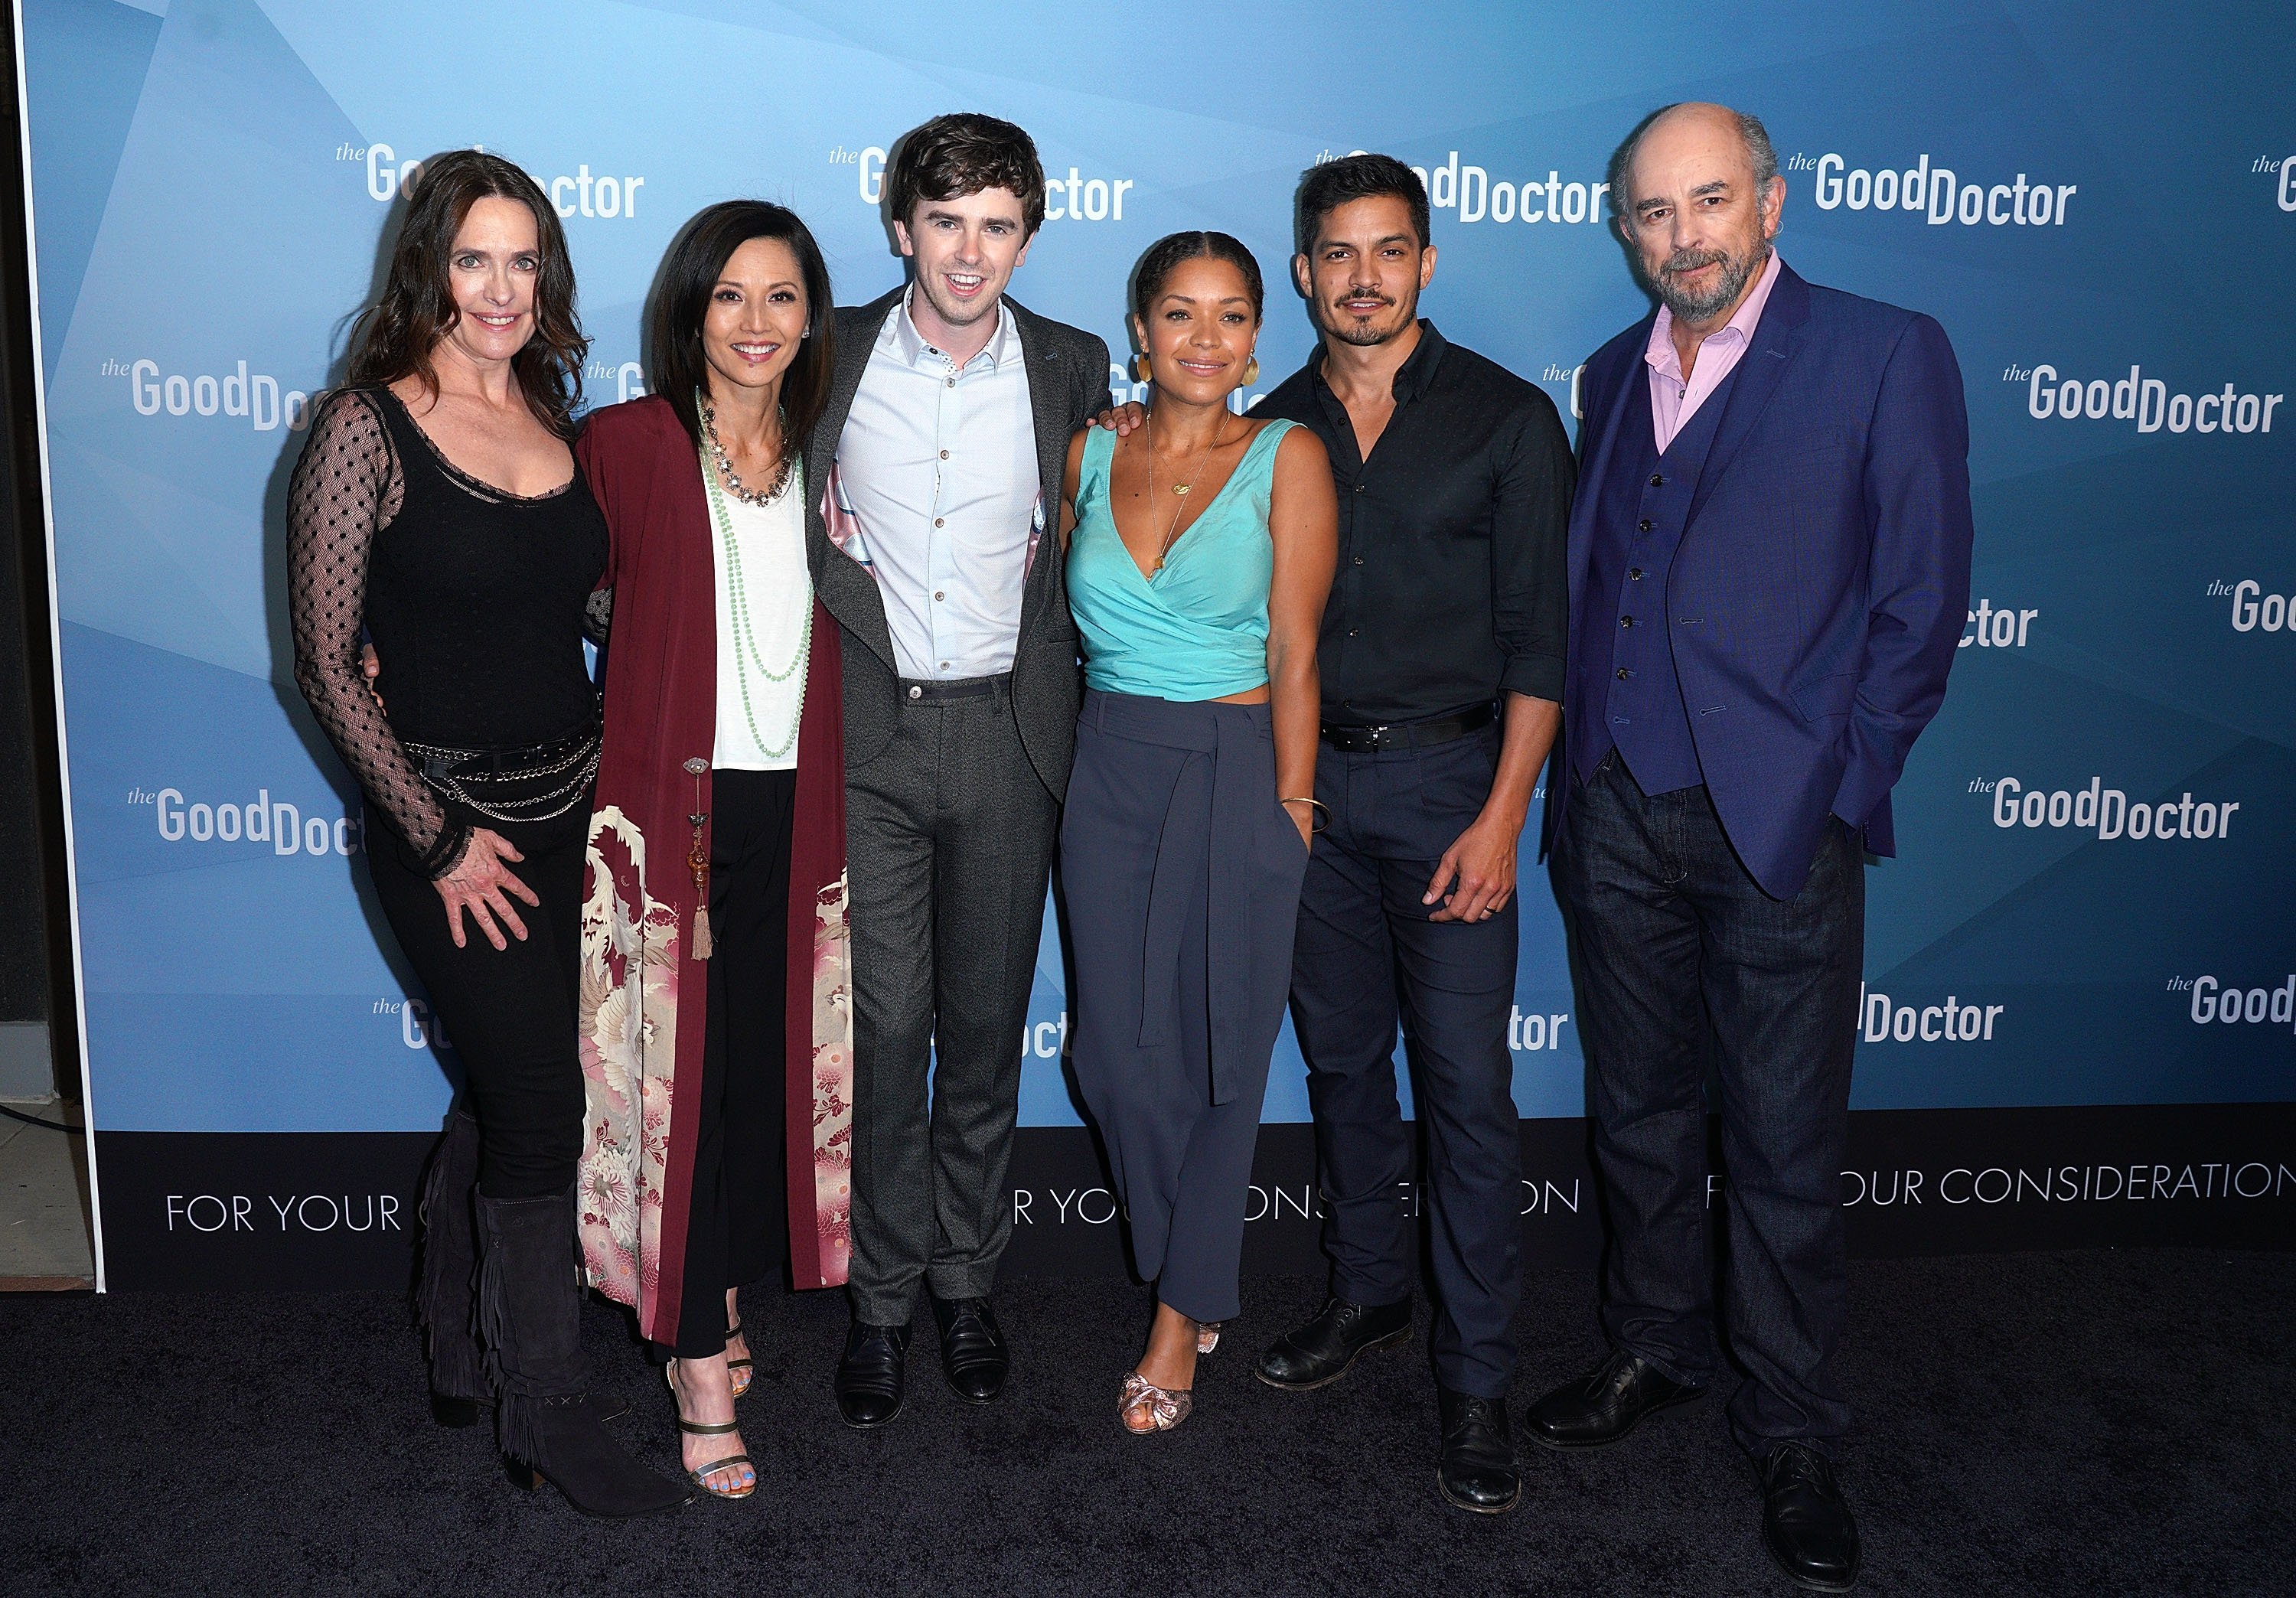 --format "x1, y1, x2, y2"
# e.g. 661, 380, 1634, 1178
1062, 690, 1309, 1323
